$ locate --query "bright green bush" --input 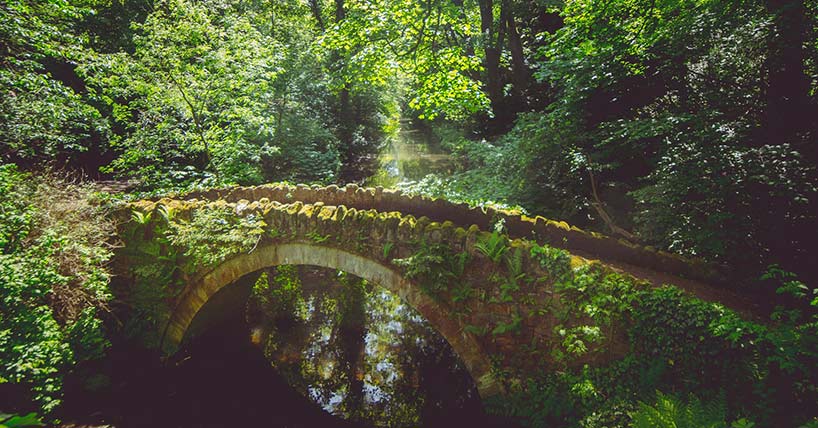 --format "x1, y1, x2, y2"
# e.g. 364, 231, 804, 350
0, 165, 113, 413
486, 262, 818, 428
630, 392, 748, 428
